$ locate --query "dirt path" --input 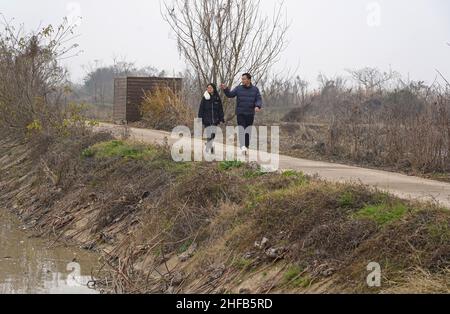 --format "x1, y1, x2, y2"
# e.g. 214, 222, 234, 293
96, 123, 450, 209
